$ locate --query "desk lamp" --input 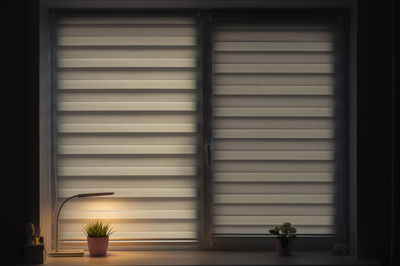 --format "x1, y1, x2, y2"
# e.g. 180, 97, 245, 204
48, 192, 114, 257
